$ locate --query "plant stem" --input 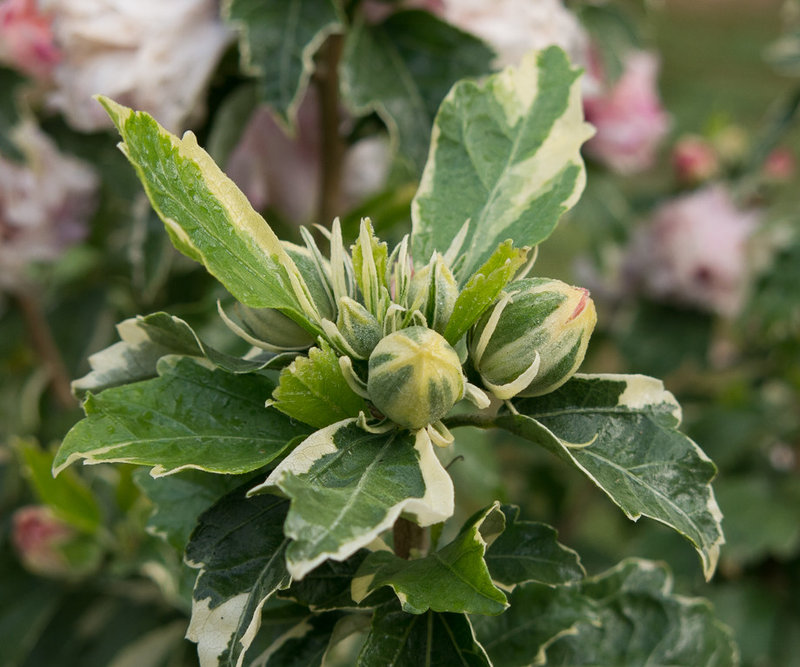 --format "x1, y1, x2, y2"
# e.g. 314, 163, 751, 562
316, 33, 345, 226
393, 517, 429, 559
14, 288, 76, 409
